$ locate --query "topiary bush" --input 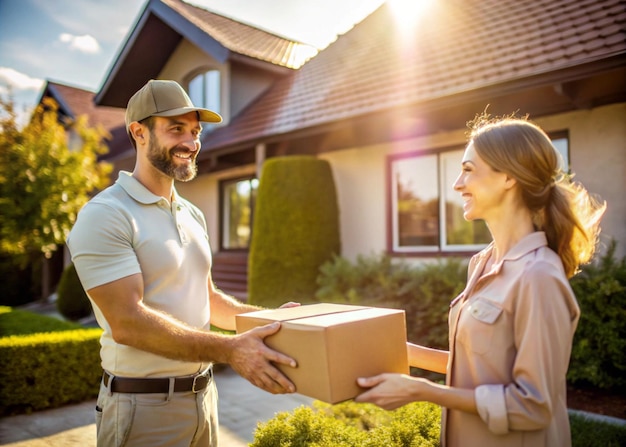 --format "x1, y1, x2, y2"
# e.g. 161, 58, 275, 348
251, 400, 441, 447
568, 240, 626, 391
249, 156, 340, 307
56, 262, 92, 321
